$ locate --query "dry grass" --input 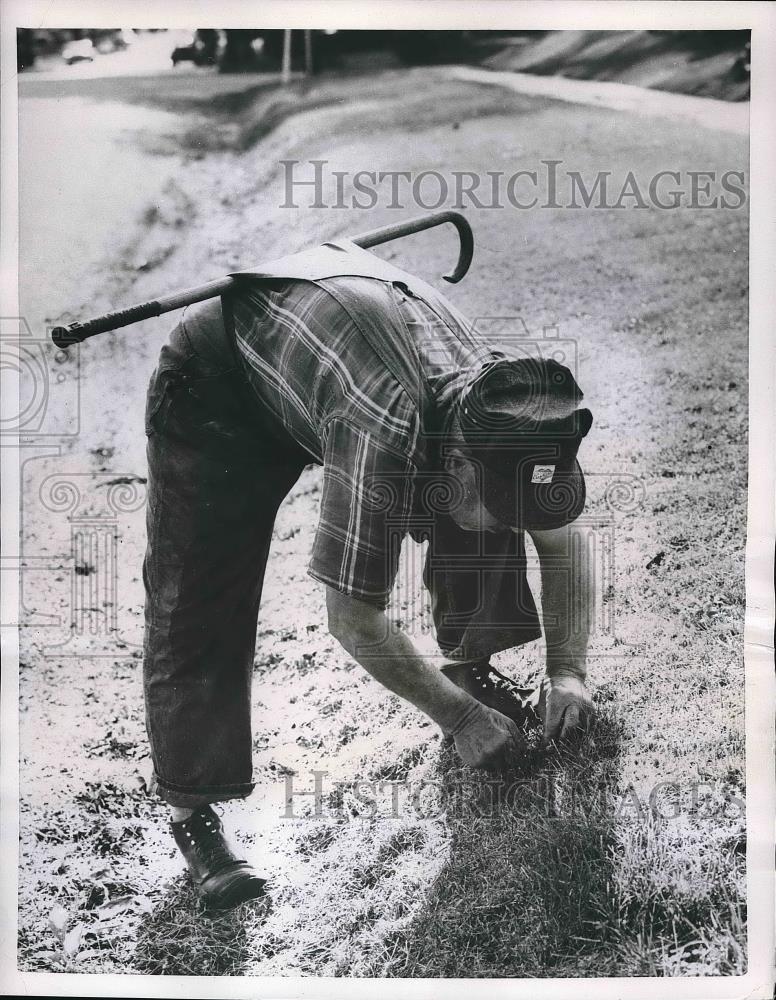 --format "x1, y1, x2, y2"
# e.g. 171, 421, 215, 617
133, 883, 272, 976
